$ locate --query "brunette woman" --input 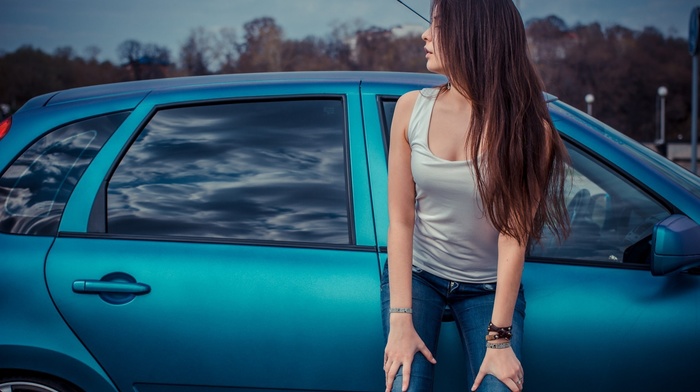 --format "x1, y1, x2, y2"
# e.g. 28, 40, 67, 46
381, 1, 570, 391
